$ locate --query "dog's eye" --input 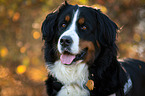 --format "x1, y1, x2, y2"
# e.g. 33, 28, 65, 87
81, 26, 87, 30
62, 23, 66, 28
